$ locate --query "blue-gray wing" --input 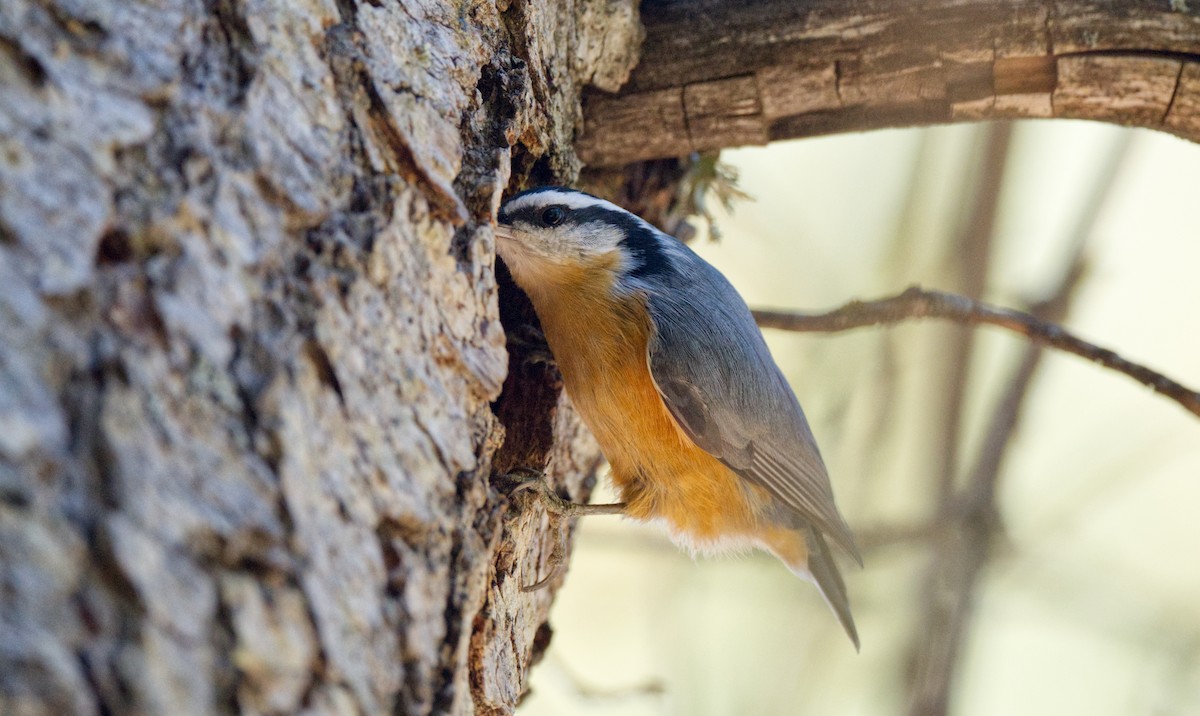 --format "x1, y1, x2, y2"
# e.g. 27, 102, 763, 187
640, 242, 860, 563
